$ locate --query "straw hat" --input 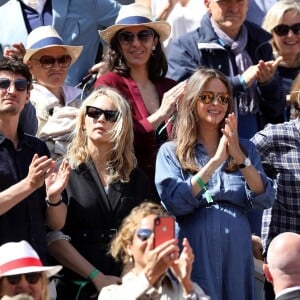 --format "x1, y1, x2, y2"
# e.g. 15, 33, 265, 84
0, 241, 62, 278
99, 3, 171, 44
23, 26, 83, 65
